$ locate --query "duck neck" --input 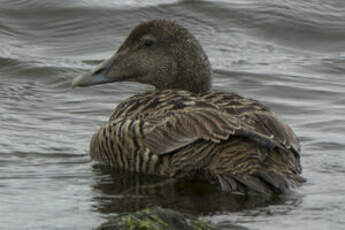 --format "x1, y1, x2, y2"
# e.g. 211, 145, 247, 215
152, 60, 212, 94
175, 63, 212, 93
172, 47, 212, 94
